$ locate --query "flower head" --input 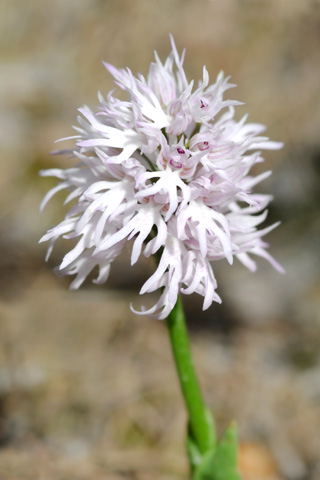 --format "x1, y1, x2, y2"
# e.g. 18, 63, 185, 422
40, 36, 284, 320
